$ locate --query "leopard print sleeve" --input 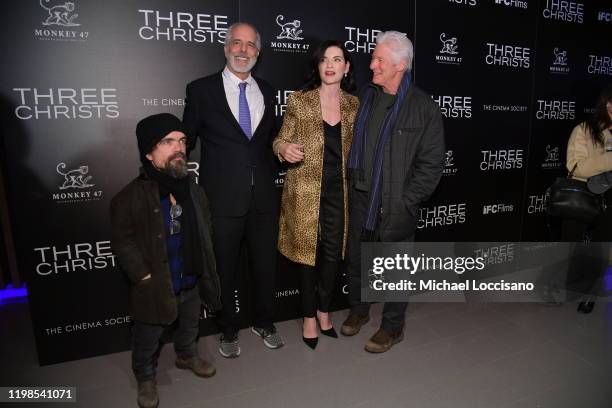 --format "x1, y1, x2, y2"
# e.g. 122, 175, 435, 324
273, 92, 301, 161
